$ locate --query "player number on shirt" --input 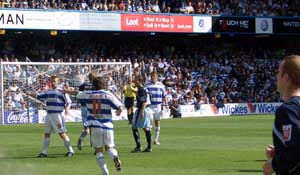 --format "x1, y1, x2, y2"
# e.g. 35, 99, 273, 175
92, 99, 102, 114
